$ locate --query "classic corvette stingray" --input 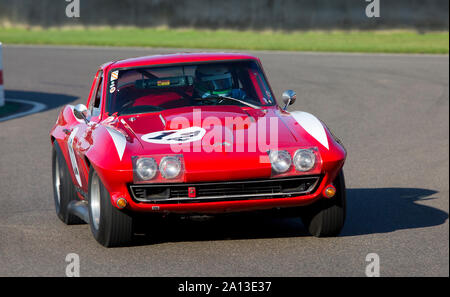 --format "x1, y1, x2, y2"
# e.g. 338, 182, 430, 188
50, 53, 347, 247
